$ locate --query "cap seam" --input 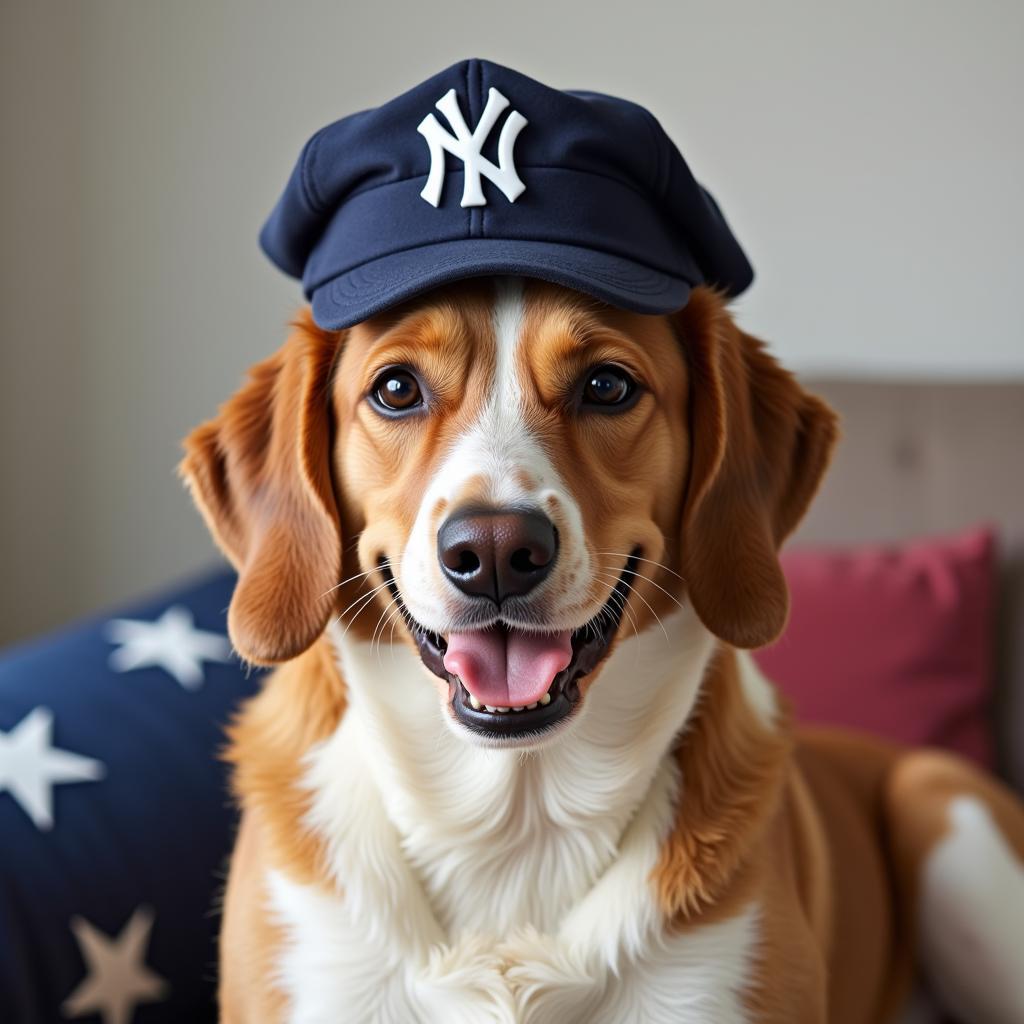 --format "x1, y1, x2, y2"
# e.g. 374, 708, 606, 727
639, 108, 669, 197
301, 128, 329, 213
478, 58, 487, 239
466, 61, 477, 238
